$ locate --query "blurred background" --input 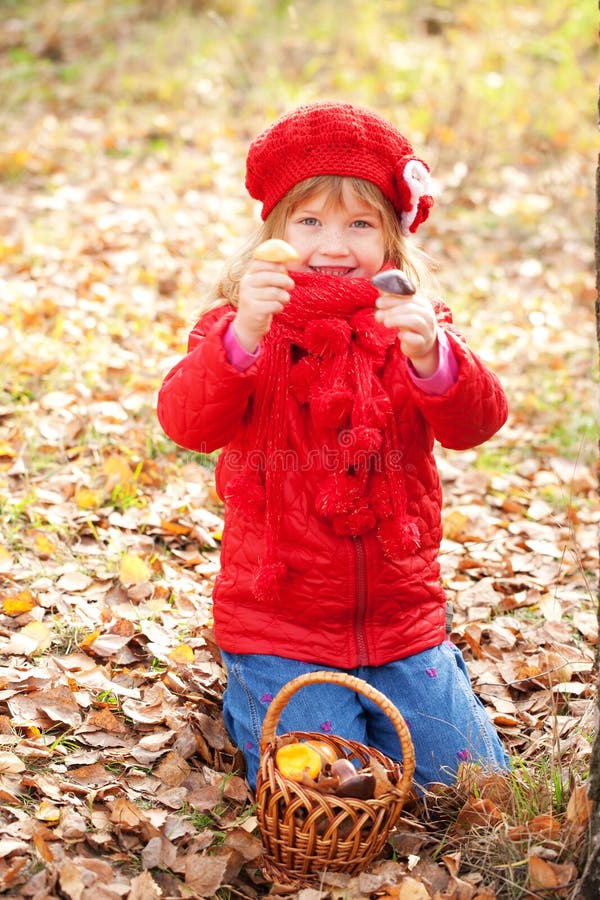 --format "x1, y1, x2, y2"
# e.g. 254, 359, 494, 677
1, 0, 596, 462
